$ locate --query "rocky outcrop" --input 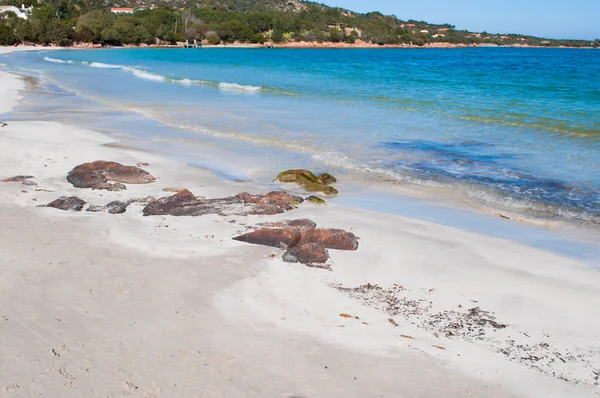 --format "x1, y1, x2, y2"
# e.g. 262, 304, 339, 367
232, 219, 358, 266
258, 218, 317, 230
2, 175, 37, 186
46, 196, 86, 211
283, 243, 329, 264
275, 169, 338, 195
67, 161, 155, 191
232, 227, 302, 249
142, 189, 251, 217
299, 228, 359, 250
142, 190, 303, 217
